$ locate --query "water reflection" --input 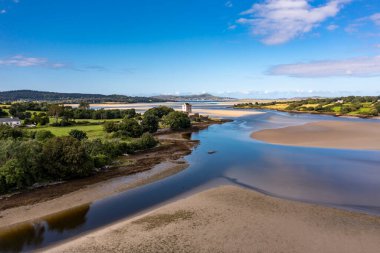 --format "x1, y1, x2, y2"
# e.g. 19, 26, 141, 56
0, 223, 45, 253
45, 204, 90, 232
0, 111, 379, 252
0, 204, 89, 253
